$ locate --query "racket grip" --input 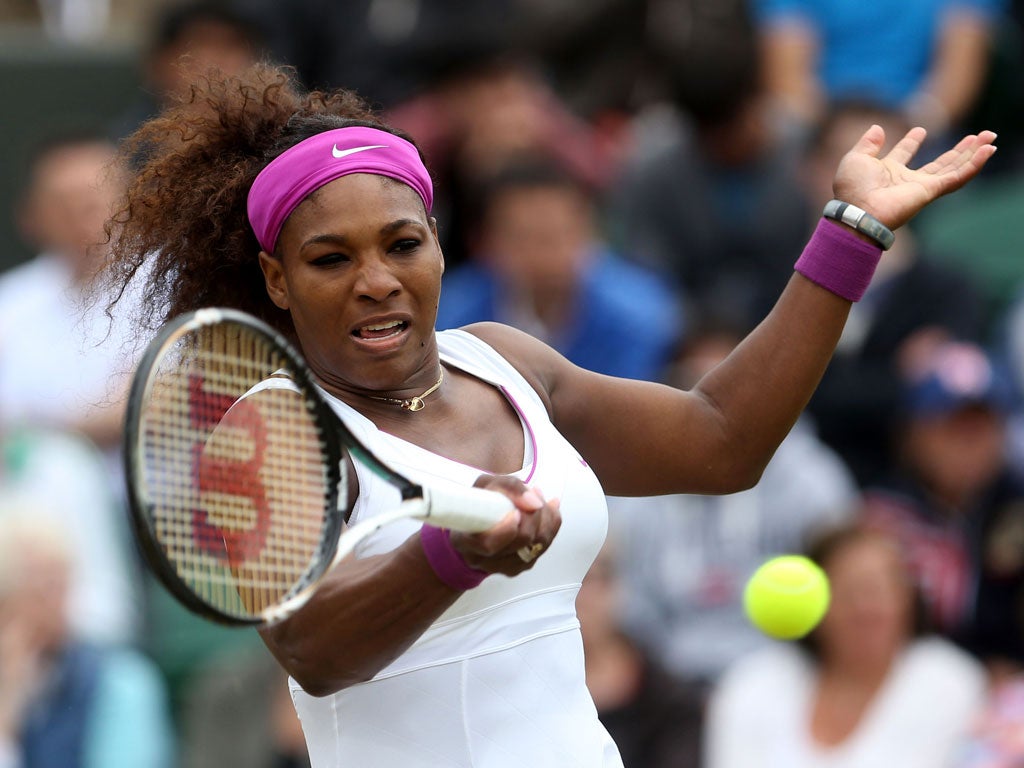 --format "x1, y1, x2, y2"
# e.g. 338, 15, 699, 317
421, 483, 514, 532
